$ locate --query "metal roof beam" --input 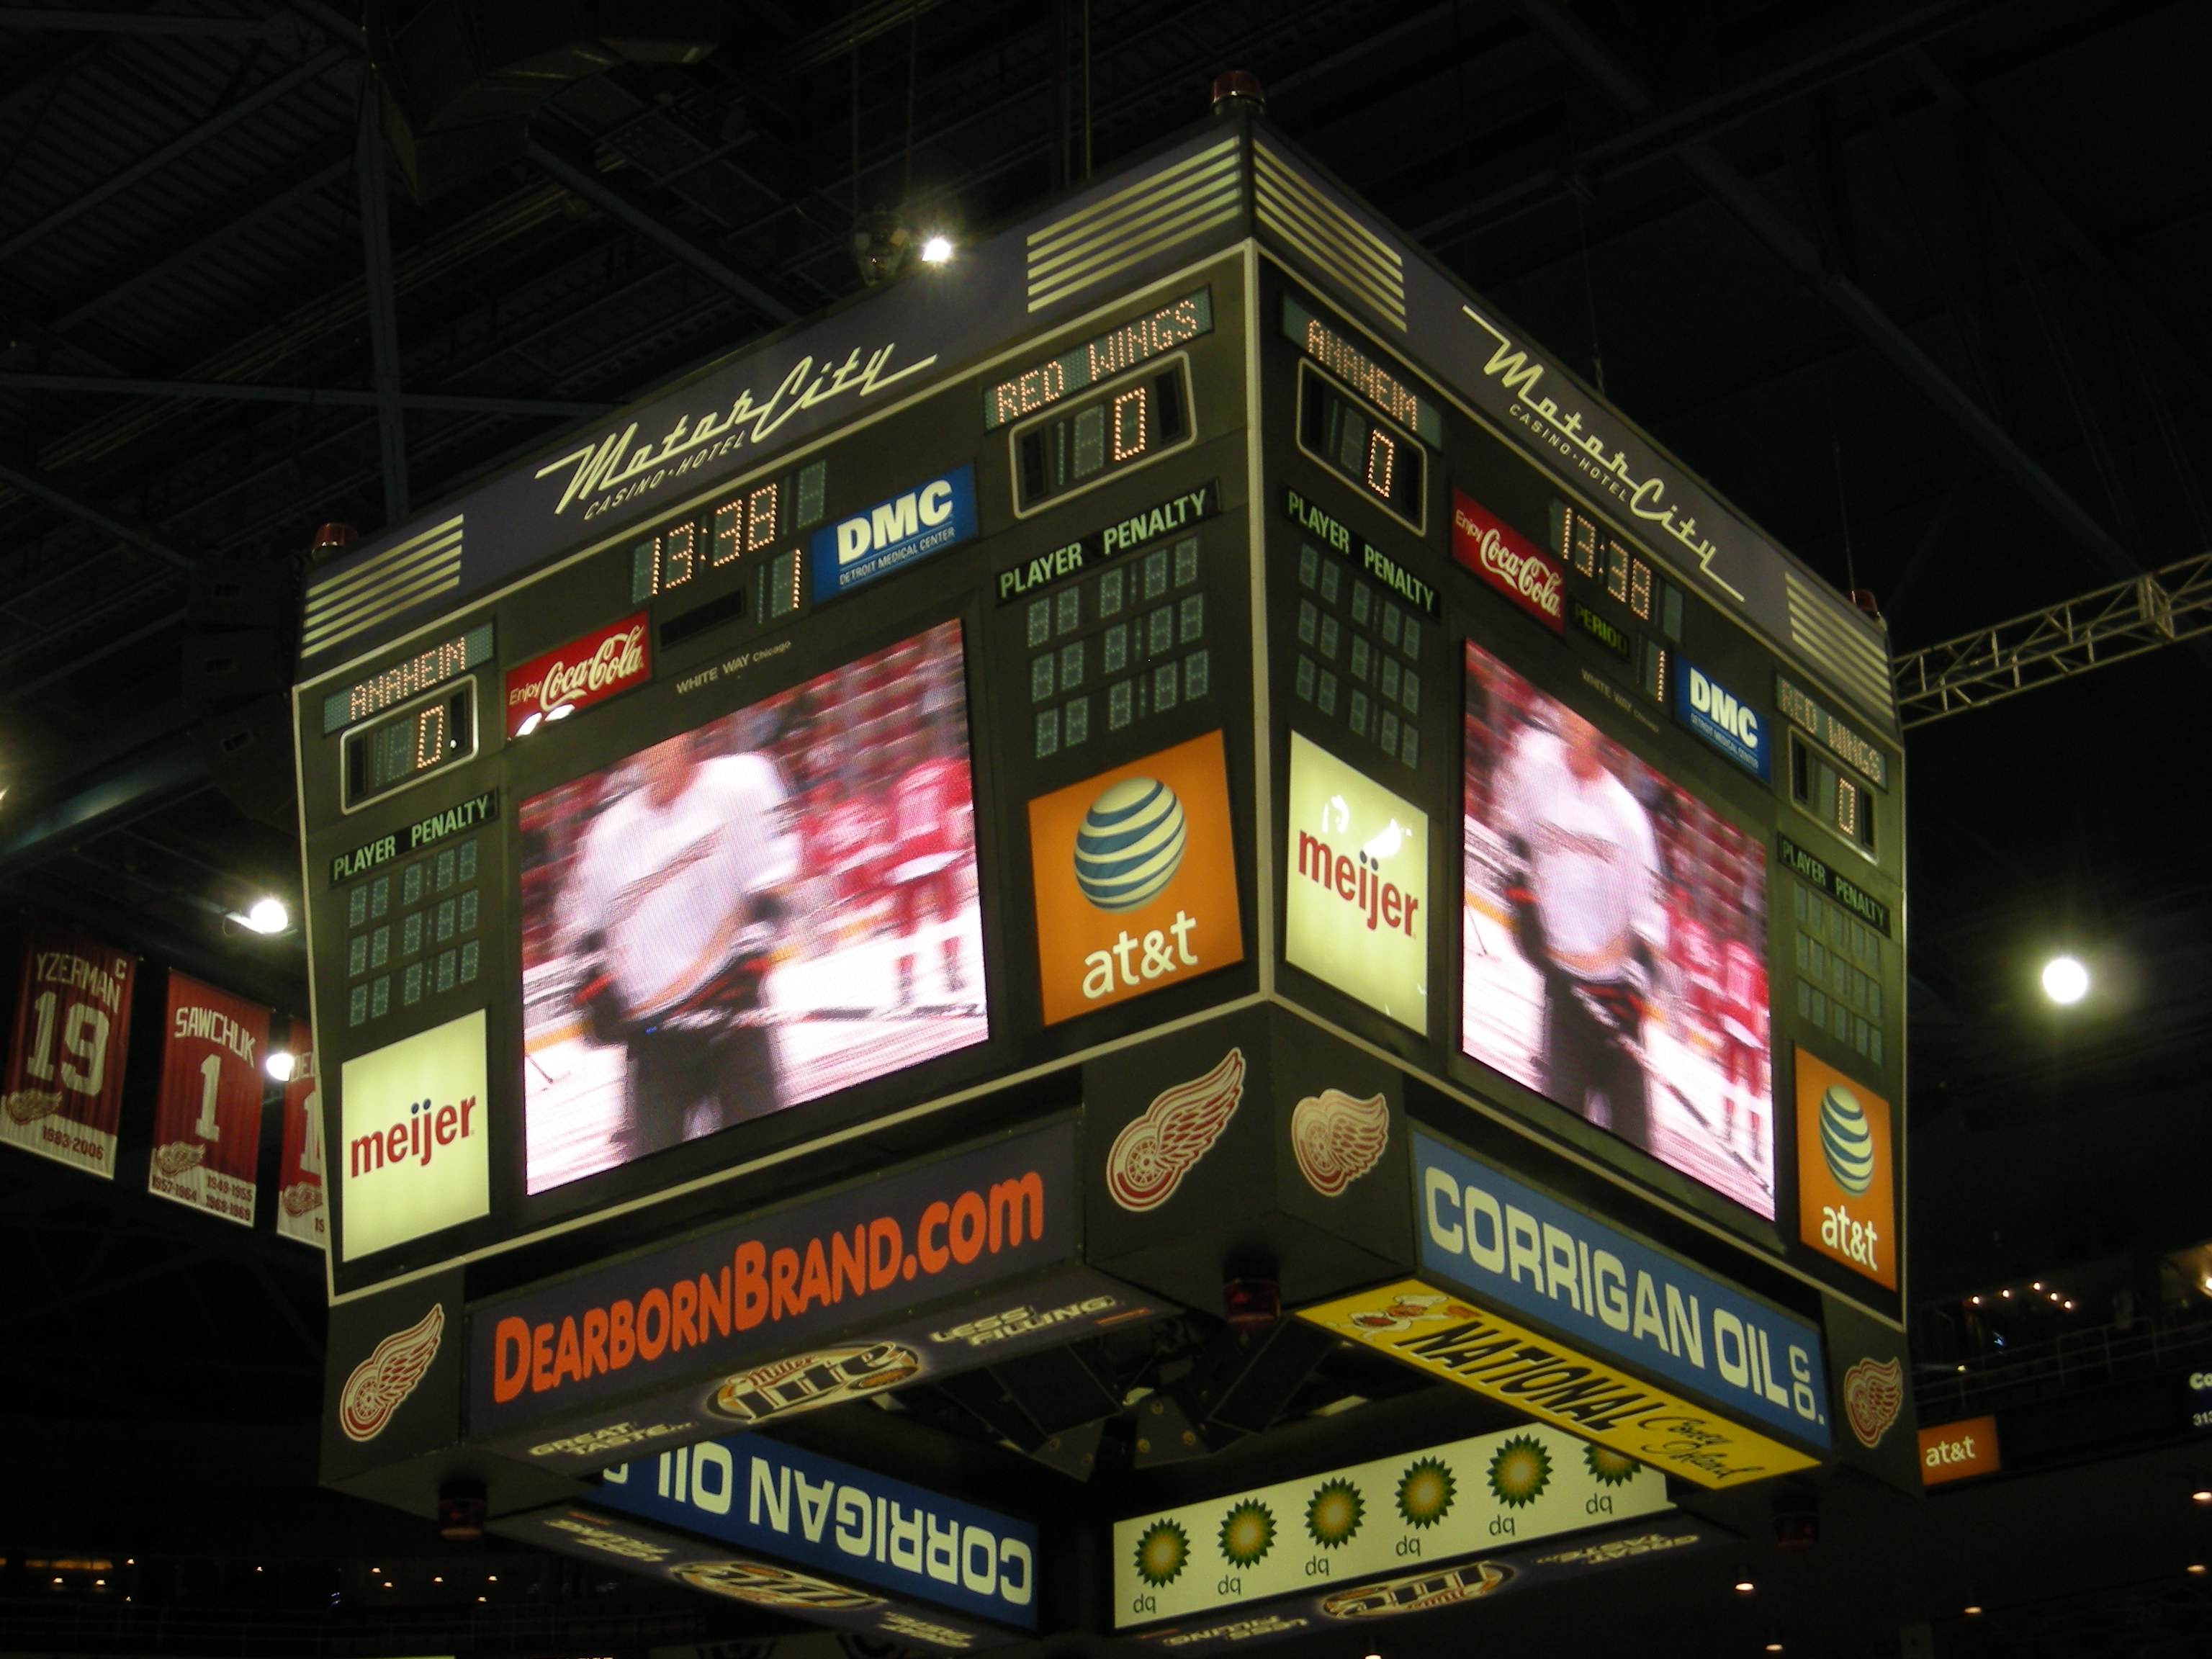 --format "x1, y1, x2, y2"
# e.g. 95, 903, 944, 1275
1509, 0, 2148, 591
3, 10, 302, 39
0, 456, 192, 572
526, 140, 801, 326
0, 369, 613, 418
53, 148, 353, 331
358, 106, 408, 521
0, 44, 352, 266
